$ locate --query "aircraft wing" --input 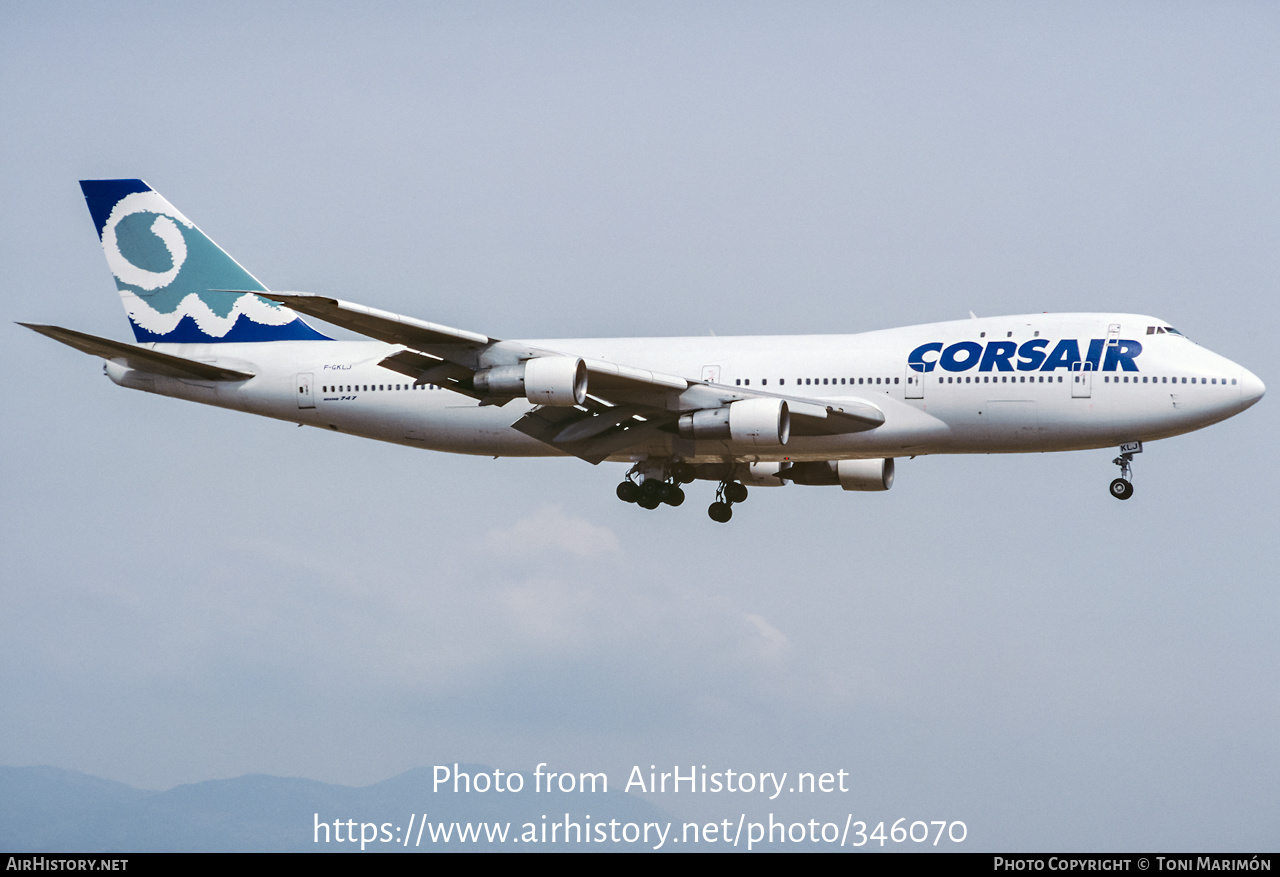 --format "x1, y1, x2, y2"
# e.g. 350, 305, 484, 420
19, 323, 255, 381
254, 292, 883, 460
258, 292, 693, 398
